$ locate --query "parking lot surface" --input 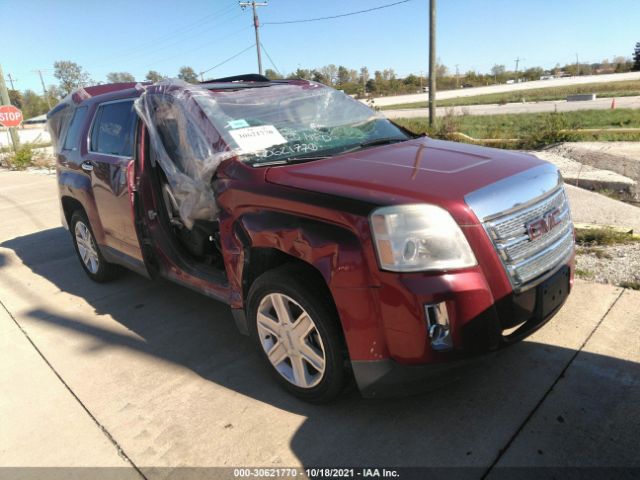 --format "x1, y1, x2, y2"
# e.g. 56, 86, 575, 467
0, 170, 638, 478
